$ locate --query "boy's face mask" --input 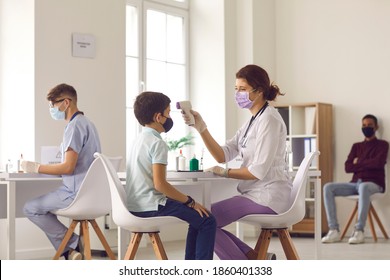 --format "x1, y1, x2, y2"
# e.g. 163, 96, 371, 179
161, 115, 174, 132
